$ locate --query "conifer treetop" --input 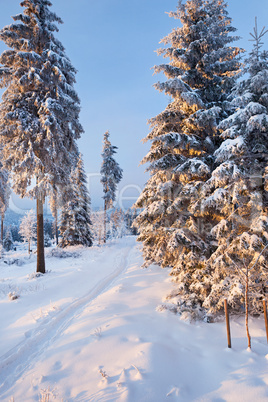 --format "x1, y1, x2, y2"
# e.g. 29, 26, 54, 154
154, 0, 242, 102
246, 17, 268, 76
134, 0, 242, 273
249, 17, 268, 62
100, 131, 123, 206
0, 0, 82, 199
